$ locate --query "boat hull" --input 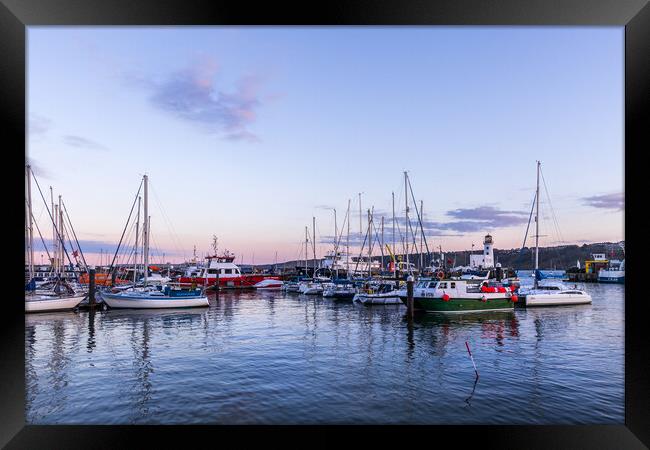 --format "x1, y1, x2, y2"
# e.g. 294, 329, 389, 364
101, 292, 209, 309
178, 275, 281, 289
355, 294, 402, 305
597, 272, 625, 284
401, 295, 514, 313
524, 293, 591, 306
25, 294, 86, 313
